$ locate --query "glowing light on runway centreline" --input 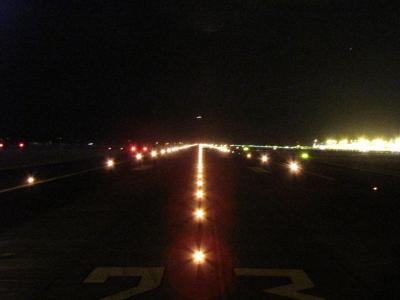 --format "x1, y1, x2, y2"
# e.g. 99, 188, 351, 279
26, 176, 35, 185
372, 186, 378, 191
289, 161, 301, 173
246, 153, 252, 159
160, 149, 166, 155
192, 249, 206, 264
136, 153, 143, 160
261, 154, 269, 163
106, 159, 115, 168
194, 208, 206, 221
196, 179, 203, 187
151, 150, 158, 158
